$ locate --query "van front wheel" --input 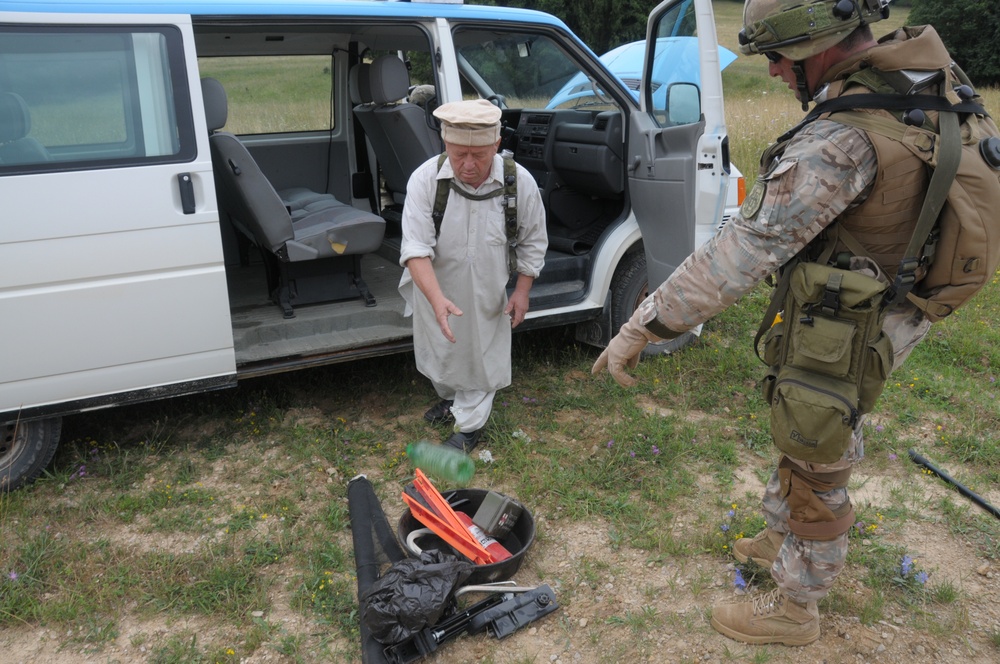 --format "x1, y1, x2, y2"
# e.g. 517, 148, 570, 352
610, 249, 696, 357
1, 417, 61, 491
